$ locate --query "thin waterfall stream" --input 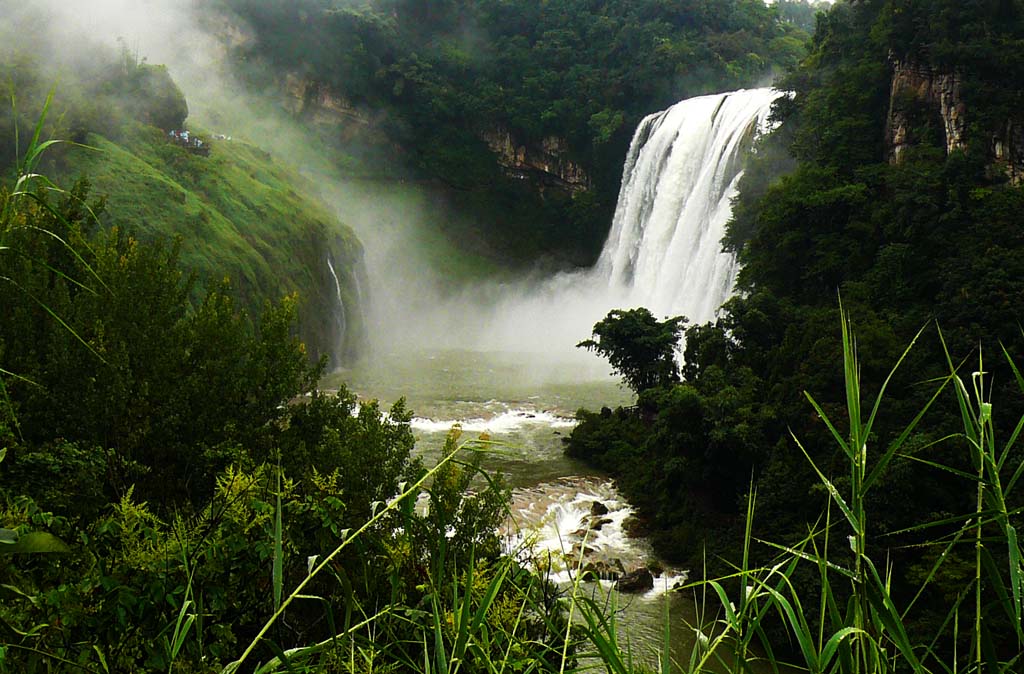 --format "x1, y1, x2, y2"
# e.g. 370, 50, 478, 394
326, 254, 347, 368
